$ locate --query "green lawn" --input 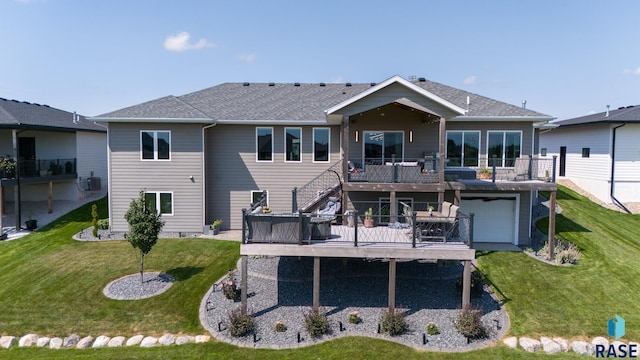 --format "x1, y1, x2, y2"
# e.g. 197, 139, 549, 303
479, 186, 640, 339
0, 186, 637, 359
